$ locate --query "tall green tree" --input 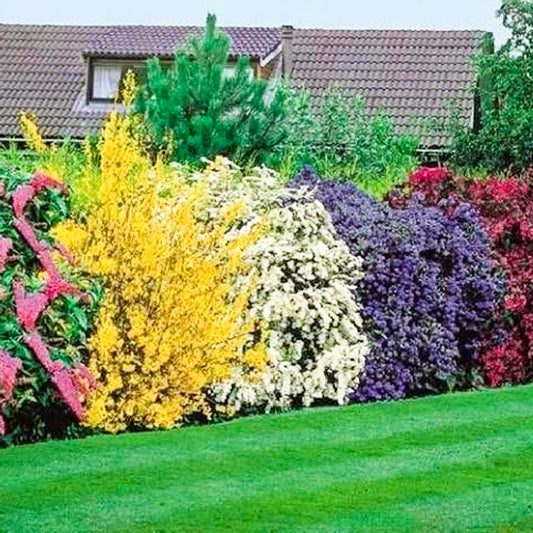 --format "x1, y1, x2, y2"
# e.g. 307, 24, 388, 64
452, 0, 533, 173
135, 14, 287, 165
